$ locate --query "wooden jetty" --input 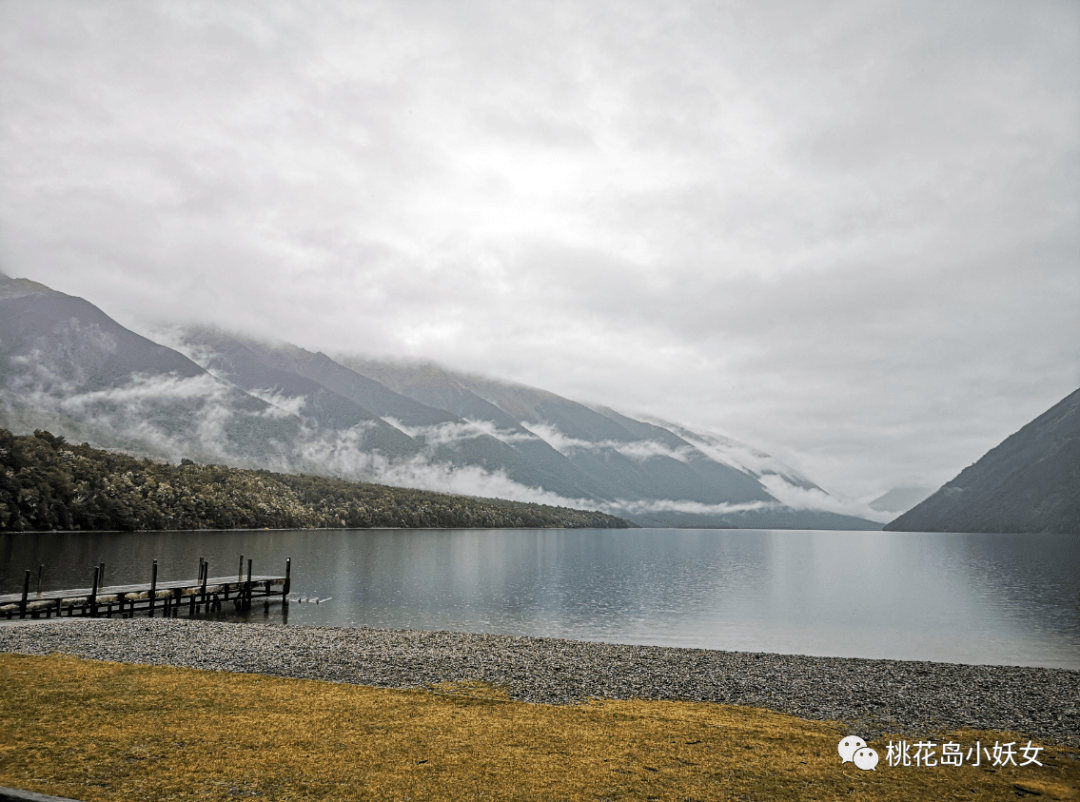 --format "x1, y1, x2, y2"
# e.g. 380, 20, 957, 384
0, 556, 291, 621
